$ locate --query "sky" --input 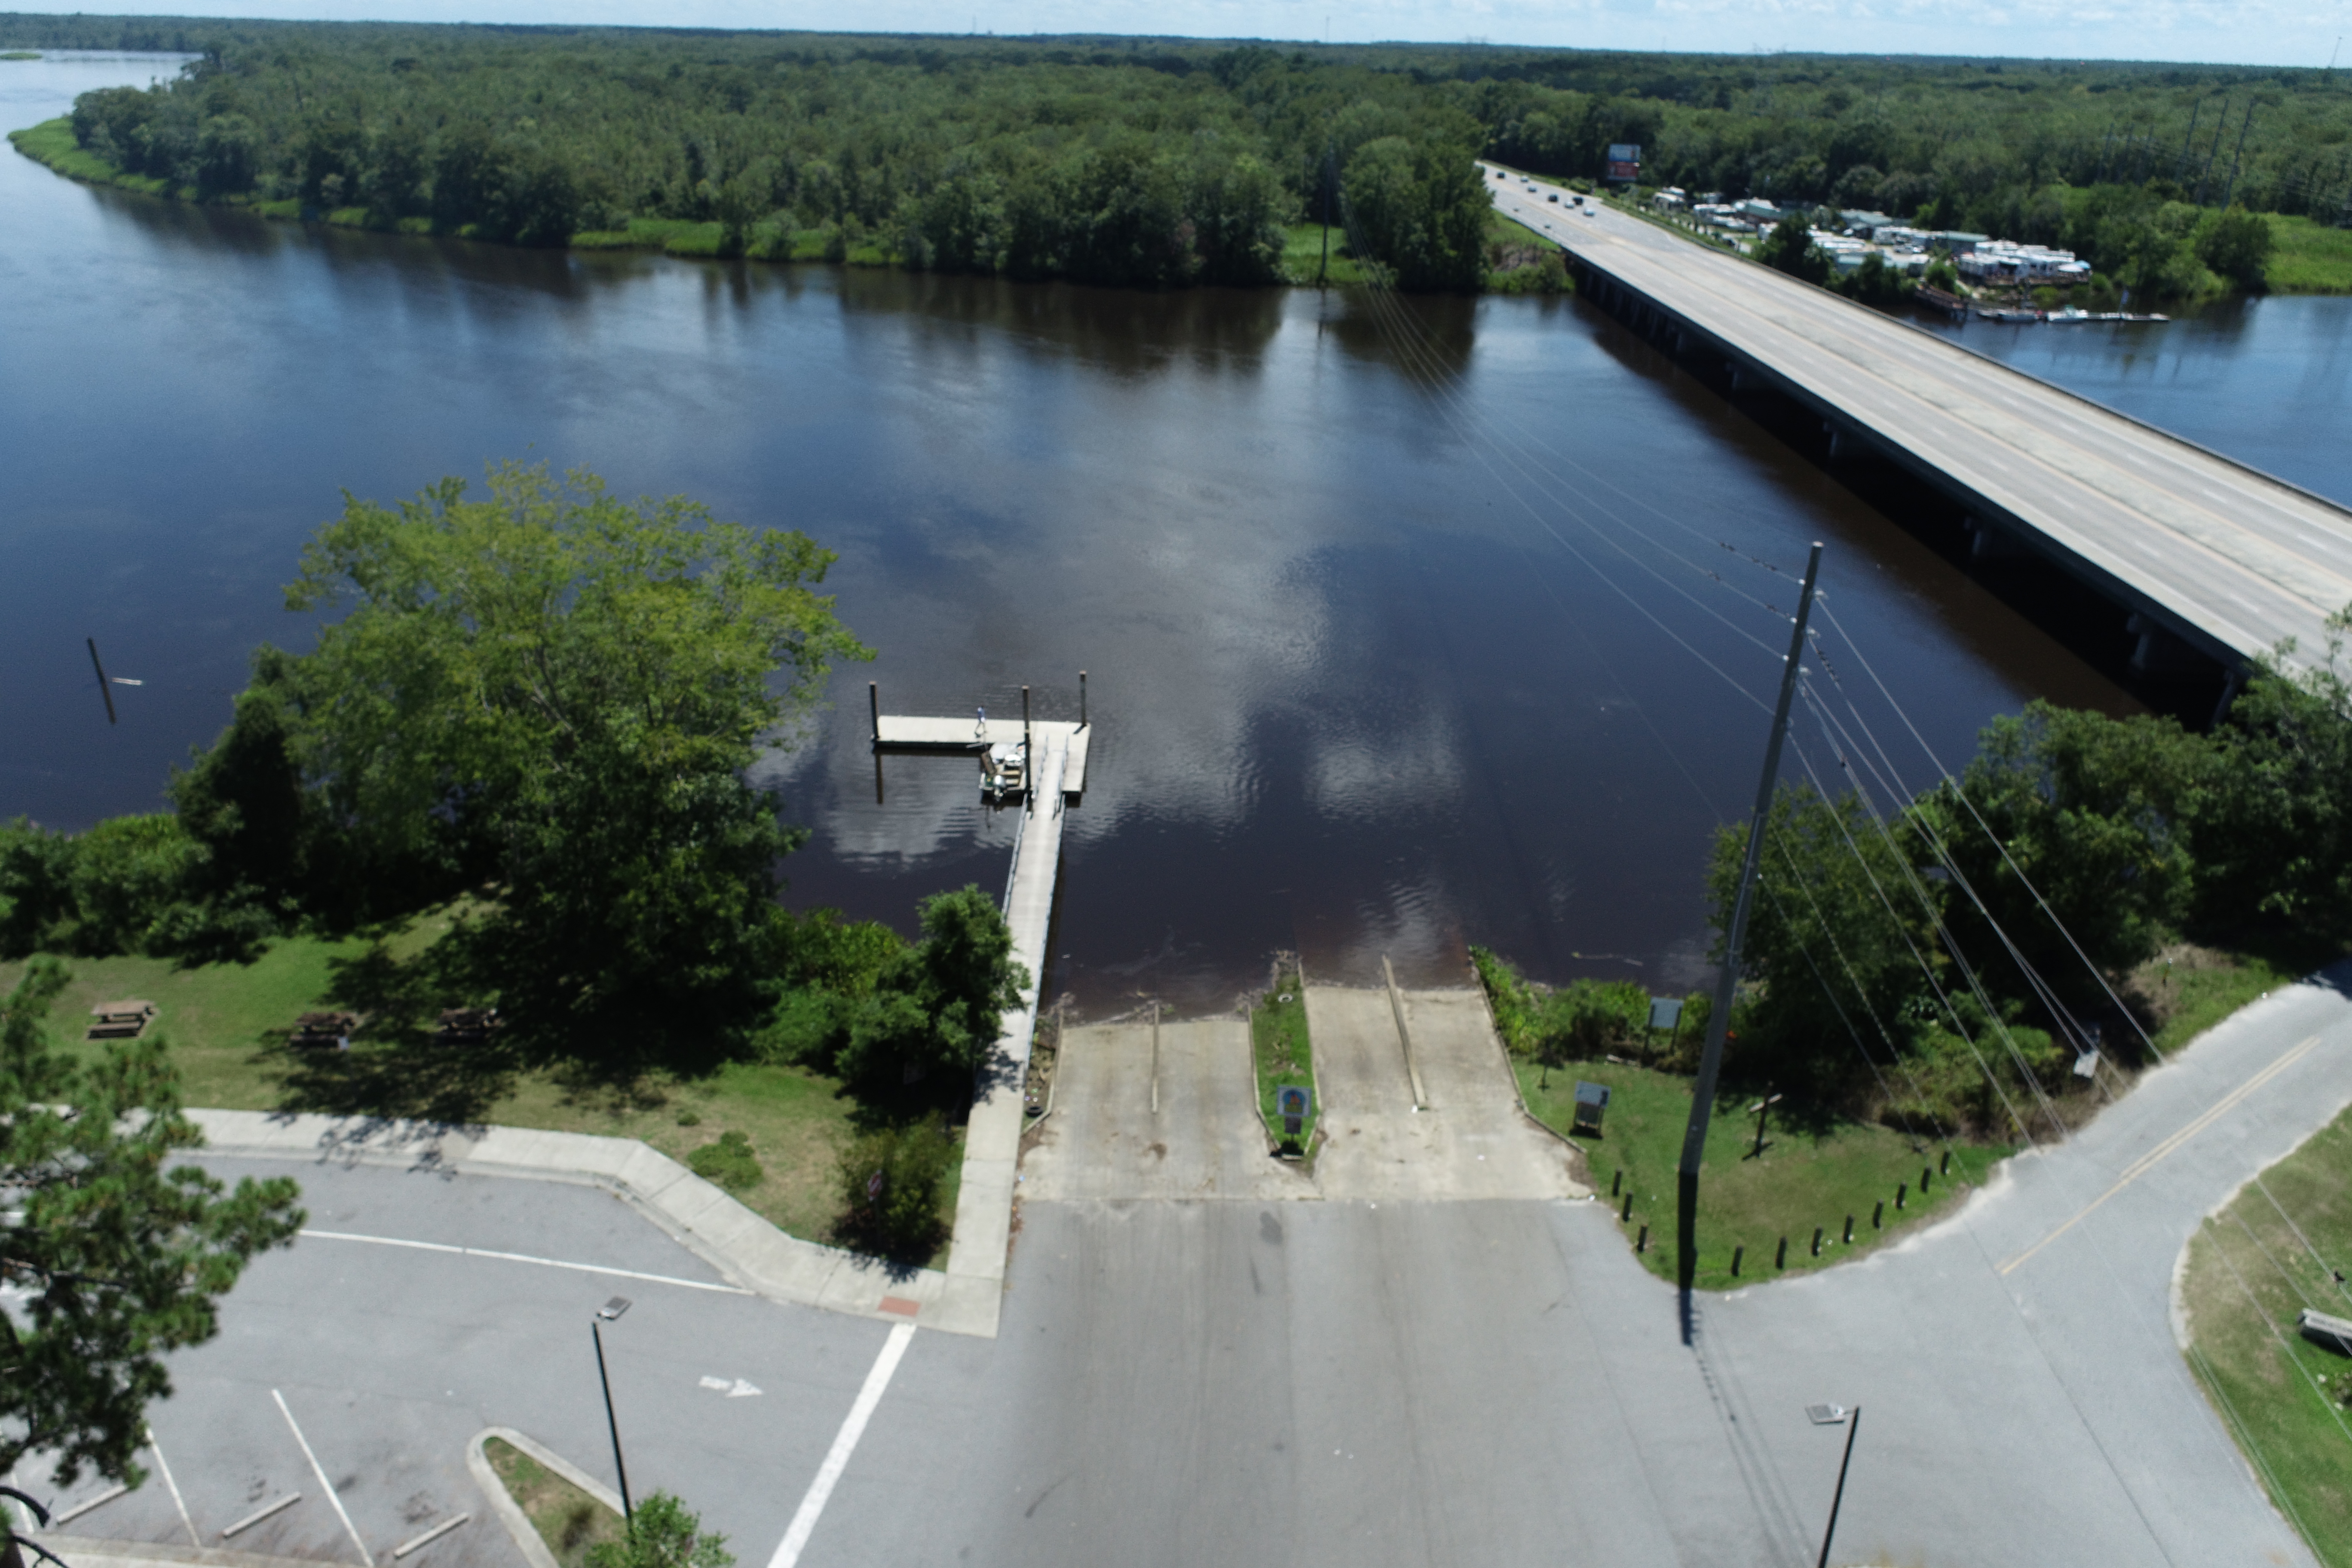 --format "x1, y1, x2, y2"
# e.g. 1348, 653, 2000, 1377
9, 0, 2351, 69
